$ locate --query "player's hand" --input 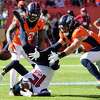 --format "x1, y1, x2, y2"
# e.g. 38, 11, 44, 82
48, 51, 59, 64
28, 48, 40, 60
